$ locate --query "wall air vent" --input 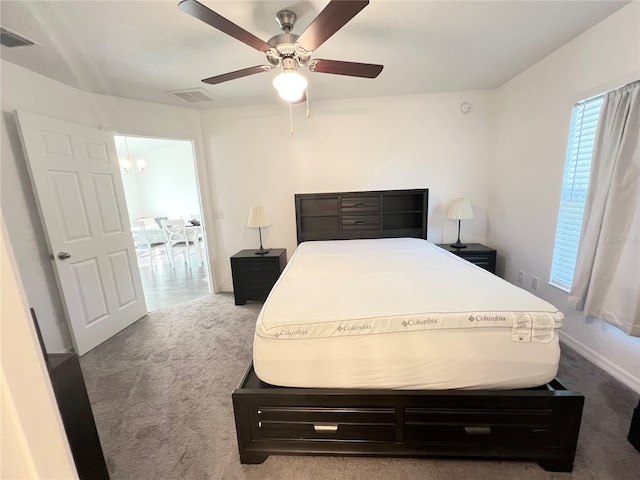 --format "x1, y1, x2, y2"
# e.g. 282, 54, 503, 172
168, 88, 217, 104
0, 27, 35, 48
